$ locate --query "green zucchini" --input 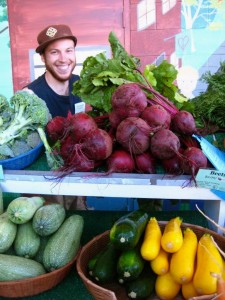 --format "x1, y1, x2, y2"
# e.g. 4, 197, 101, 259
0, 212, 17, 253
117, 246, 145, 283
0, 254, 46, 281
110, 210, 148, 250
7, 196, 45, 224
92, 242, 120, 283
43, 214, 84, 271
125, 269, 156, 299
14, 221, 41, 258
32, 203, 66, 236
87, 251, 103, 277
